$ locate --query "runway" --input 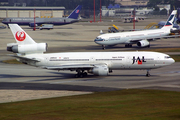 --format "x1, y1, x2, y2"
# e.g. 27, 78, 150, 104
0, 18, 180, 103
